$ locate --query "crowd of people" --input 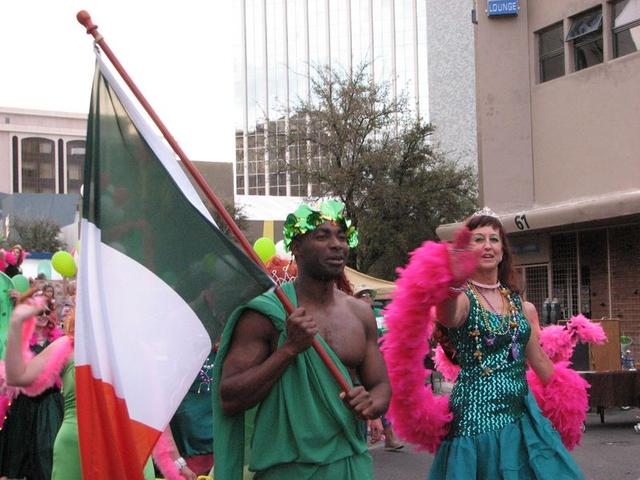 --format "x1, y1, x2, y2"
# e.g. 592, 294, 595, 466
0, 200, 595, 479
